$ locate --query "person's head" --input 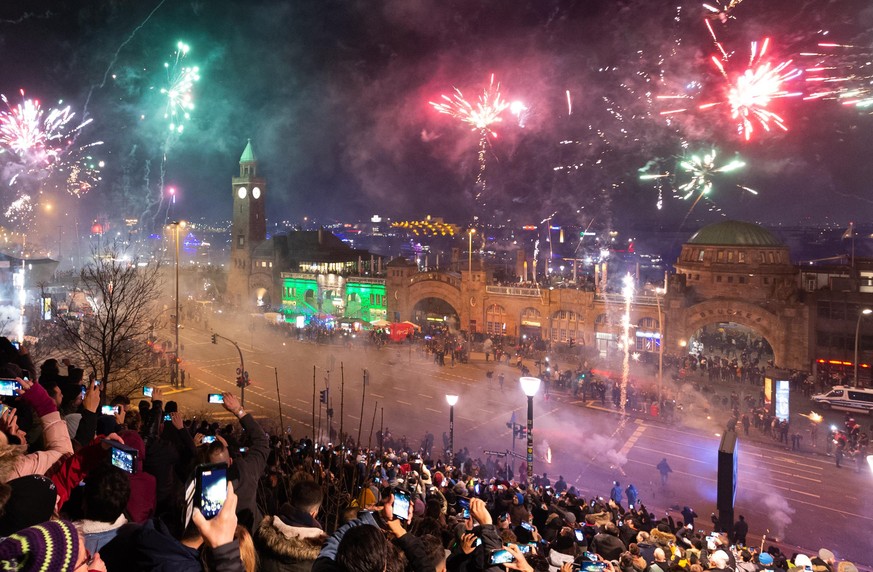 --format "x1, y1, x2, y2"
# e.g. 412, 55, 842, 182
710, 550, 730, 570
0, 476, 58, 536
83, 464, 131, 524
654, 548, 667, 563
0, 519, 99, 572
335, 524, 387, 572
419, 533, 447, 572
291, 480, 324, 517
110, 395, 131, 411
235, 525, 257, 572
602, 522, 619, 536
206, 437, 232, 467
637, 531, 651, 543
